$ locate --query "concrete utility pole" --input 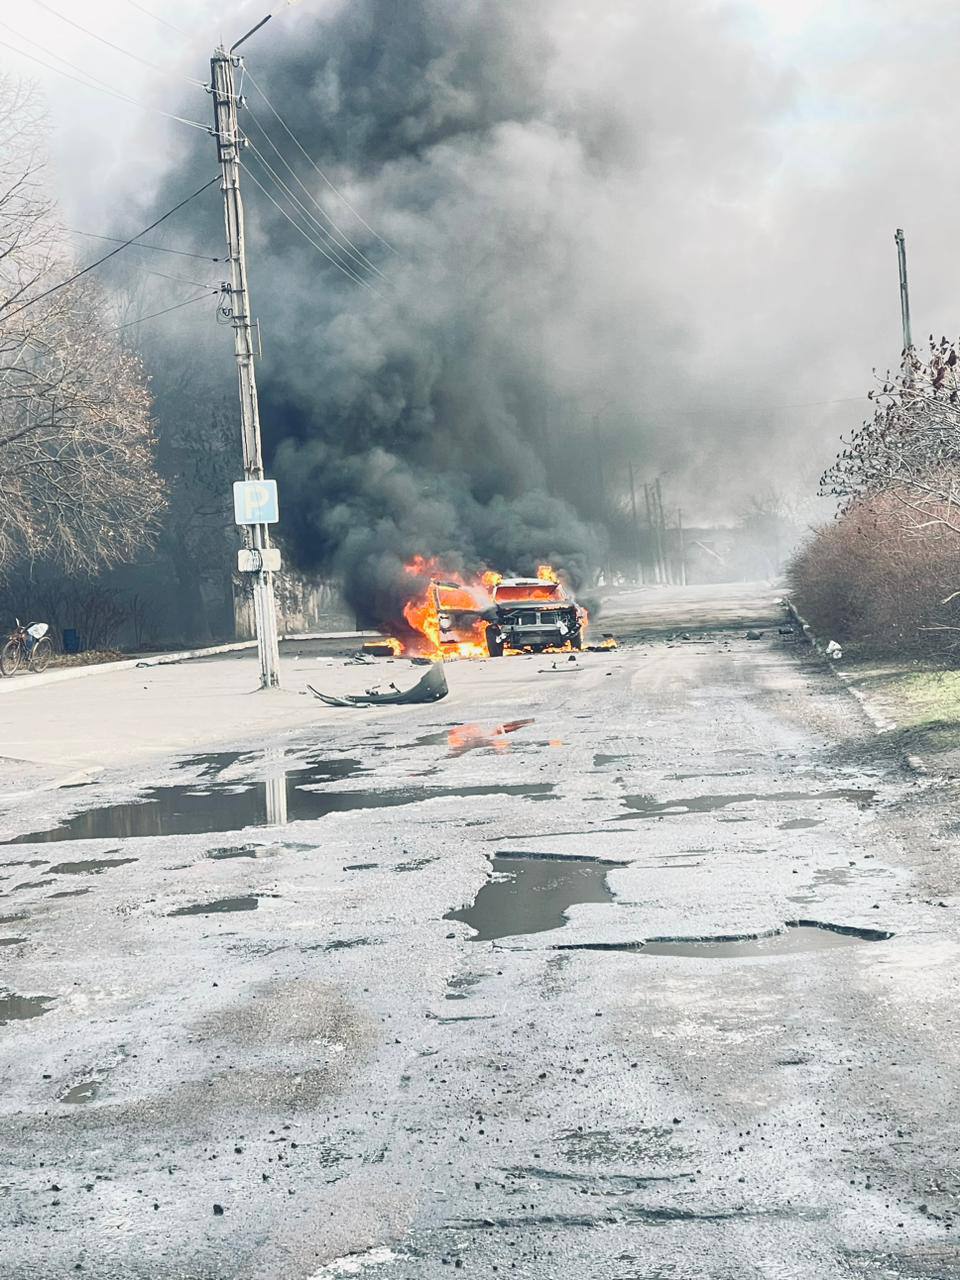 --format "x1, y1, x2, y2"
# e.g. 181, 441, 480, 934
894, 228, 913, 356
210, 45, 281, 689
677, 508, 687, 587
